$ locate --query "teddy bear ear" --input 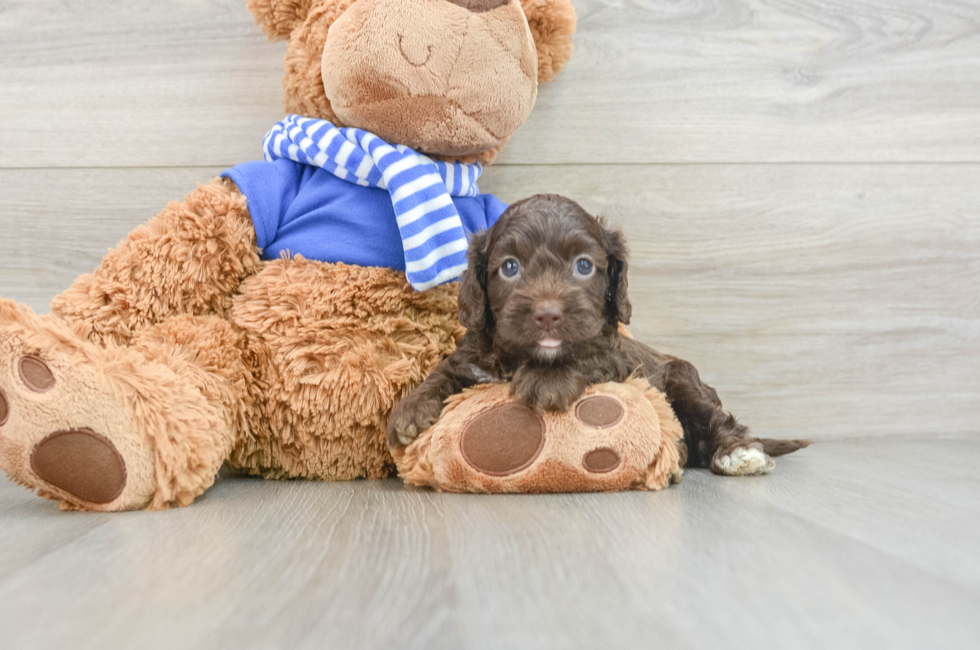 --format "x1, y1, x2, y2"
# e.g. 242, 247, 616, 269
519, 0, 577, 82
246, 0, 321, 40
